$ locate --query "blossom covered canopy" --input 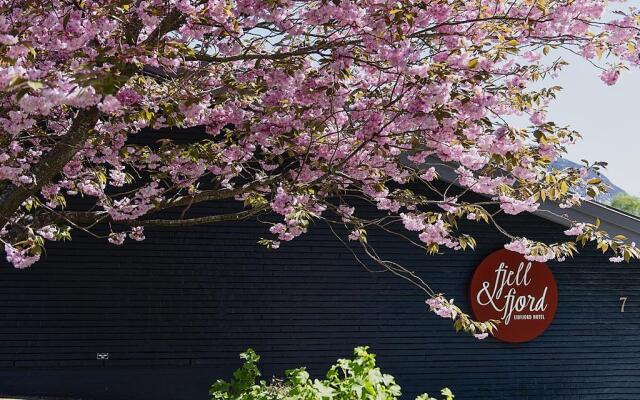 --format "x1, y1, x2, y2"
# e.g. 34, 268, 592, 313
1, 0, 640, 333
